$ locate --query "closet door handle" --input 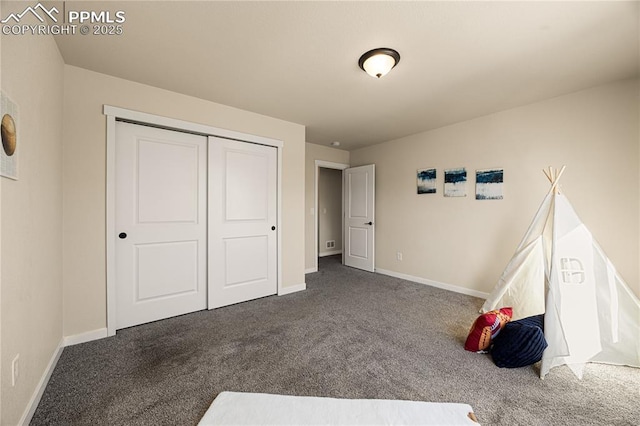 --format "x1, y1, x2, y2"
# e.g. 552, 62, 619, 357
118, 232, 127, 239
365, 222, 373, 225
